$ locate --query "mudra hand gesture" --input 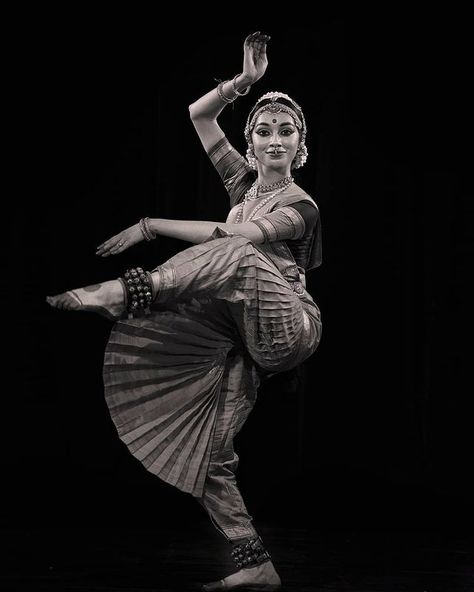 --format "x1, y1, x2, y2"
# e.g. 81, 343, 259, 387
242, 31, 270, 85
96, 222, 145, 257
